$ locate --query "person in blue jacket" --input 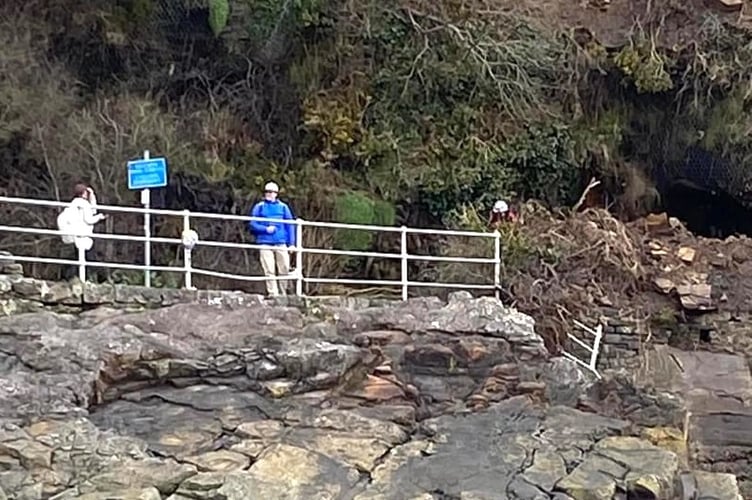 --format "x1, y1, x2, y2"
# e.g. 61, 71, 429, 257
248, 181, 296, 296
